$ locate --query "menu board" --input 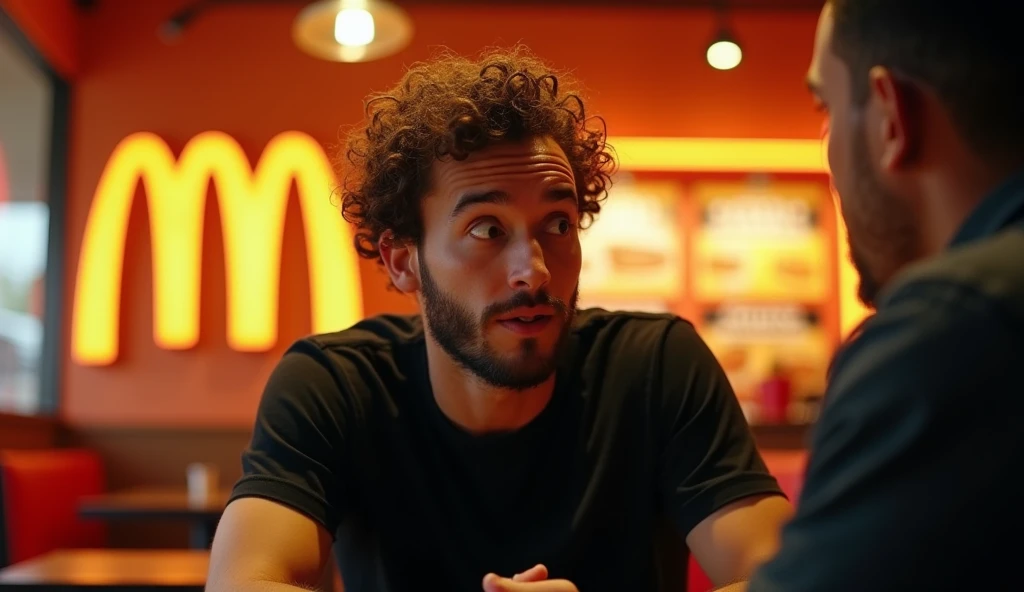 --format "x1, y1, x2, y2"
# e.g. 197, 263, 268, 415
574, 174, 838, 421
691, 181, 830, 303
699, 303, 830, 403
578, 180, 684, 304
